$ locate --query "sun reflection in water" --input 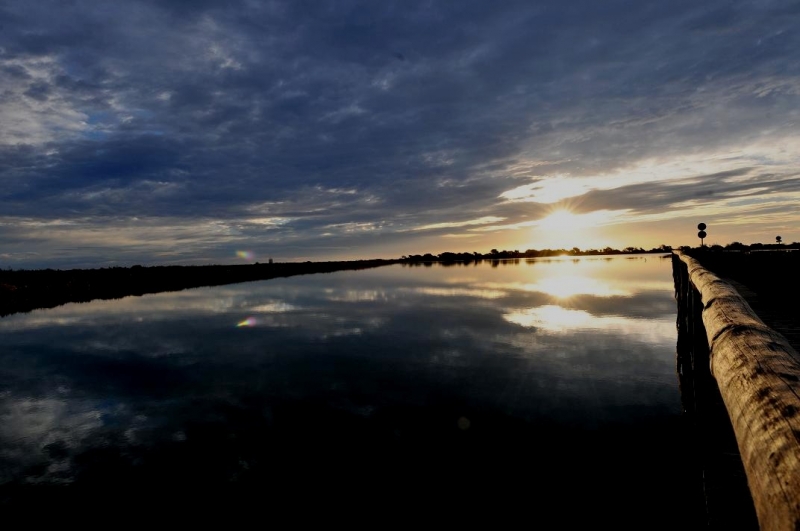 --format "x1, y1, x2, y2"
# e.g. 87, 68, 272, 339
525, 276, 628, 298
505, 305, 592, 331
